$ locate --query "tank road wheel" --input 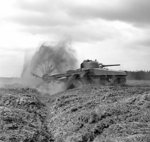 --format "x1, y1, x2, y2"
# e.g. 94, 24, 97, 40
72, 79, 84, 88
119, 77, 126, 85
66, 76, 75, 89
110, 76, 119, 85
66, 75, 84, 89
113, 77, 126, 85
107, 75, 116, 85
90, 76, 100, 85
99, 76, 107, 85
